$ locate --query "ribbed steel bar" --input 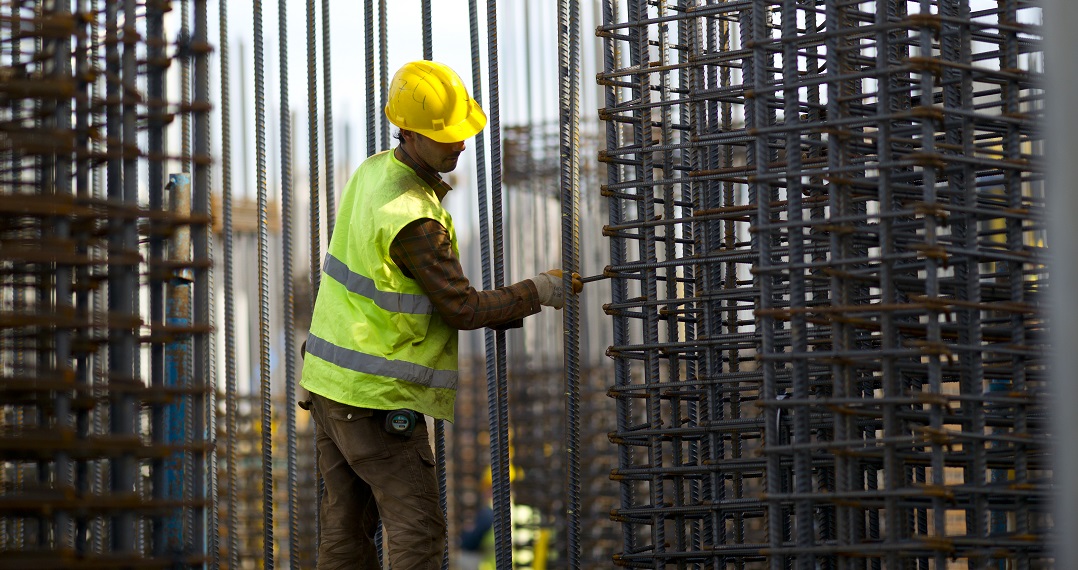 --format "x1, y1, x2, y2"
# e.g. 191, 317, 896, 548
558, 0, 583, 566
147, 0, 170, 557
182, 0, 191, 174
378, 0, 388, 152
306, 0, 323, 559
219, 0, 240, 564
321, 0, 336, 236
467, 0, 511, 565
118, 0, 141, 554
51, 0, 74, 554
277, 0, 300, 565
600, 0, 637, 564
486, 0, 515, 568
422, 0, 432, 59
307, 0, 320, 300
598, 0, 1048, 567
252, 0, 274, 567
193, 0, 213, 561
364, 0, 375, 158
